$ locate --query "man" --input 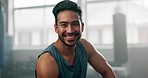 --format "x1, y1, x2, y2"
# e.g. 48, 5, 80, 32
36, 0, 116, 78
